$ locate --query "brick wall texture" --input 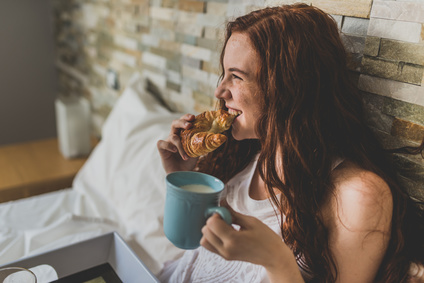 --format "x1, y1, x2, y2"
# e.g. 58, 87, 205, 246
51, 0, 423, 197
